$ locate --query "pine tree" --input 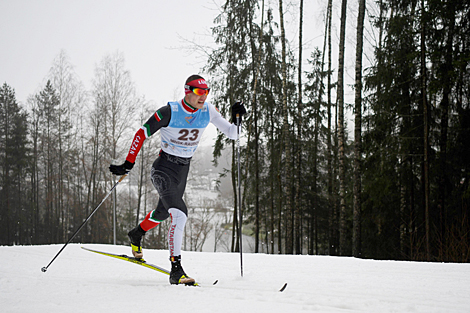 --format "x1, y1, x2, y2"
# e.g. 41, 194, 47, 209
206, 0, 260, 252
0, 83, 29, 245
